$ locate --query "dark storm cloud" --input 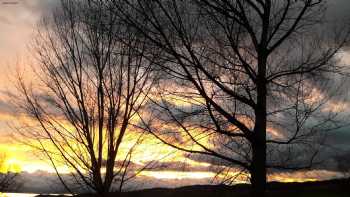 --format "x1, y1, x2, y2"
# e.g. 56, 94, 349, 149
327, 0, 350, 51
321, 1, 350, 174
327, 0, 350, 21
326, 127, 350, 149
